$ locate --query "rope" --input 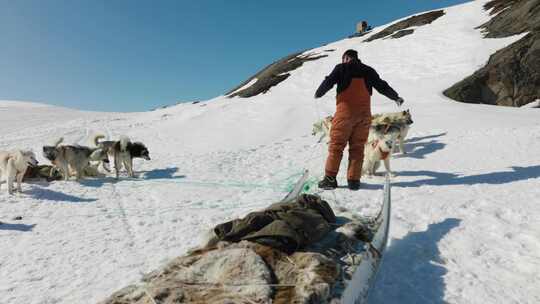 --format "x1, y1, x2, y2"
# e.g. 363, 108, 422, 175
134, 168, 308, 193
143, 289, 158, 304
110, 184, 159, 304
303, 95, 334, 191
5, 171, 308, 222
177, 281, 297, 288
